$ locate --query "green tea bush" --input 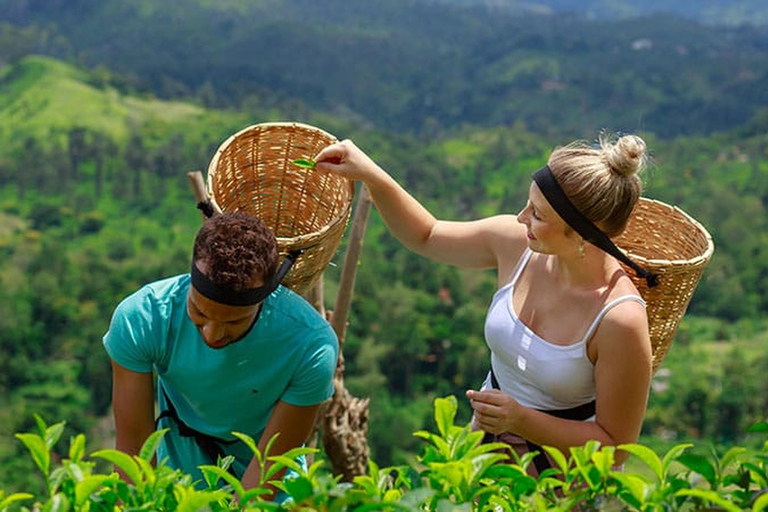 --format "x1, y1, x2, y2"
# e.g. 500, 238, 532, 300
3, 398, 768, 511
